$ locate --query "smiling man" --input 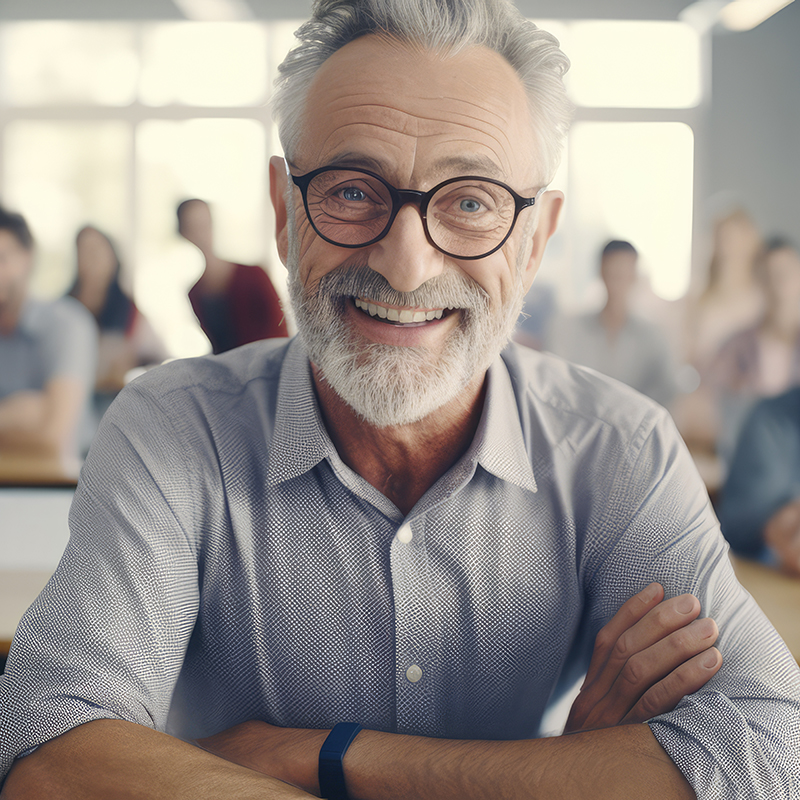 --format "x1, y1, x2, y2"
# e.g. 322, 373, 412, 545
1, 2, 799, 799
